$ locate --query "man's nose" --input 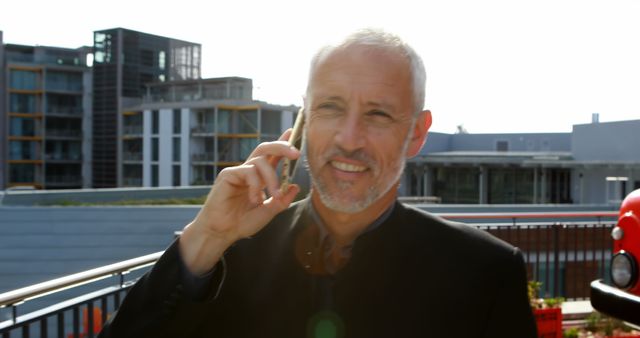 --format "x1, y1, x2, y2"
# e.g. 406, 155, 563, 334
334, 110, 366, 152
